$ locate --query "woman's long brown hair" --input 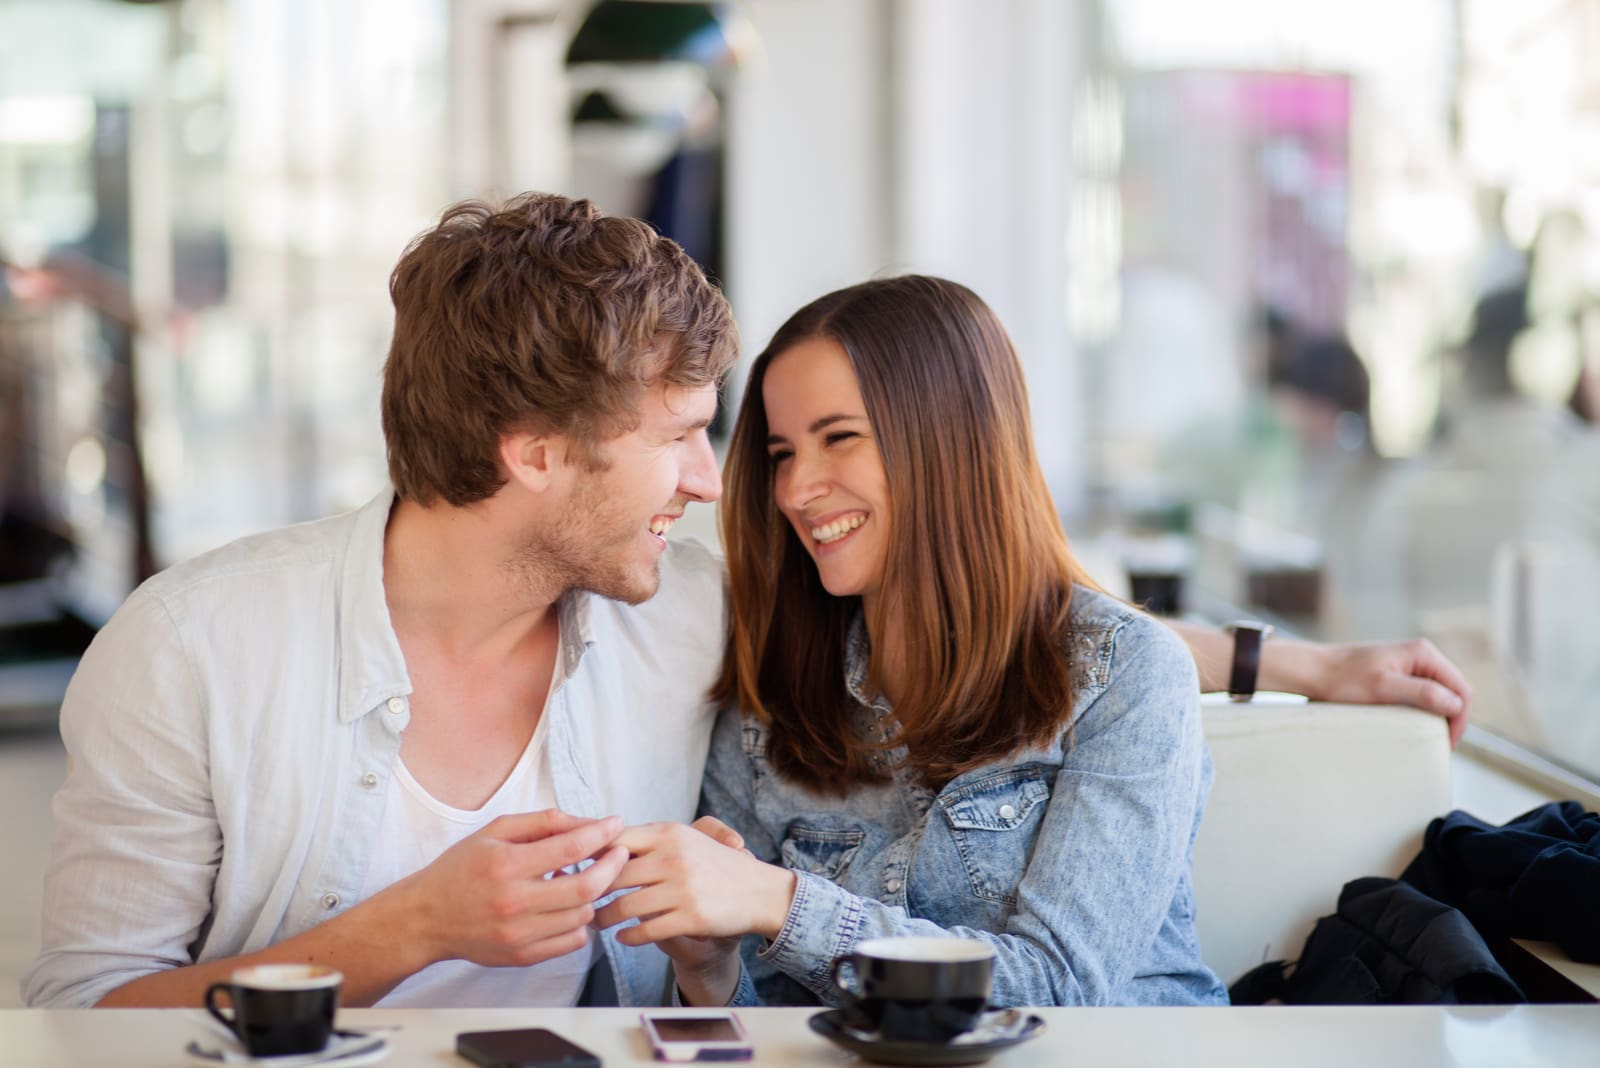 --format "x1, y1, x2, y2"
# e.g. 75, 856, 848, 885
713, 275, 1093, 791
